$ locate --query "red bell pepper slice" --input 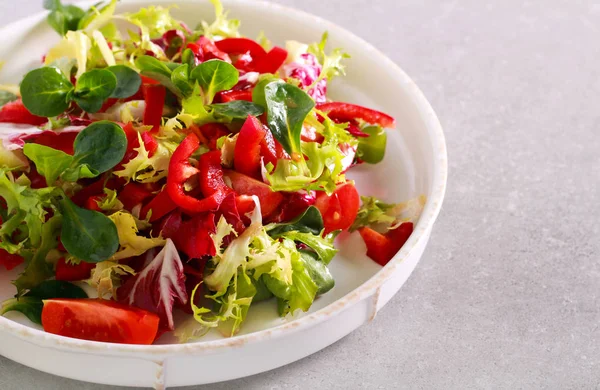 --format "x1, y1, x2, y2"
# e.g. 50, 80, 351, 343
219, 89, 253, 102
317, 102, 396, 129
141, 189, 178, 222
198, 150, 234, 198
234, 116, 267, 179
0, 99, 47, 126
166, 134, 226, 214
119, 183, 154, 211
198, 36, 231, 62
254, 46, 288, 73
0, 248, 24, 271
260, 130, 288, 167
214, 38, 268, 59
55, 258, 96, 281
197, 123, 229, 150
358, 222, 413, 266
143, 84, 166, 132
141, 132, 158, 156
224, 170, 284, 218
